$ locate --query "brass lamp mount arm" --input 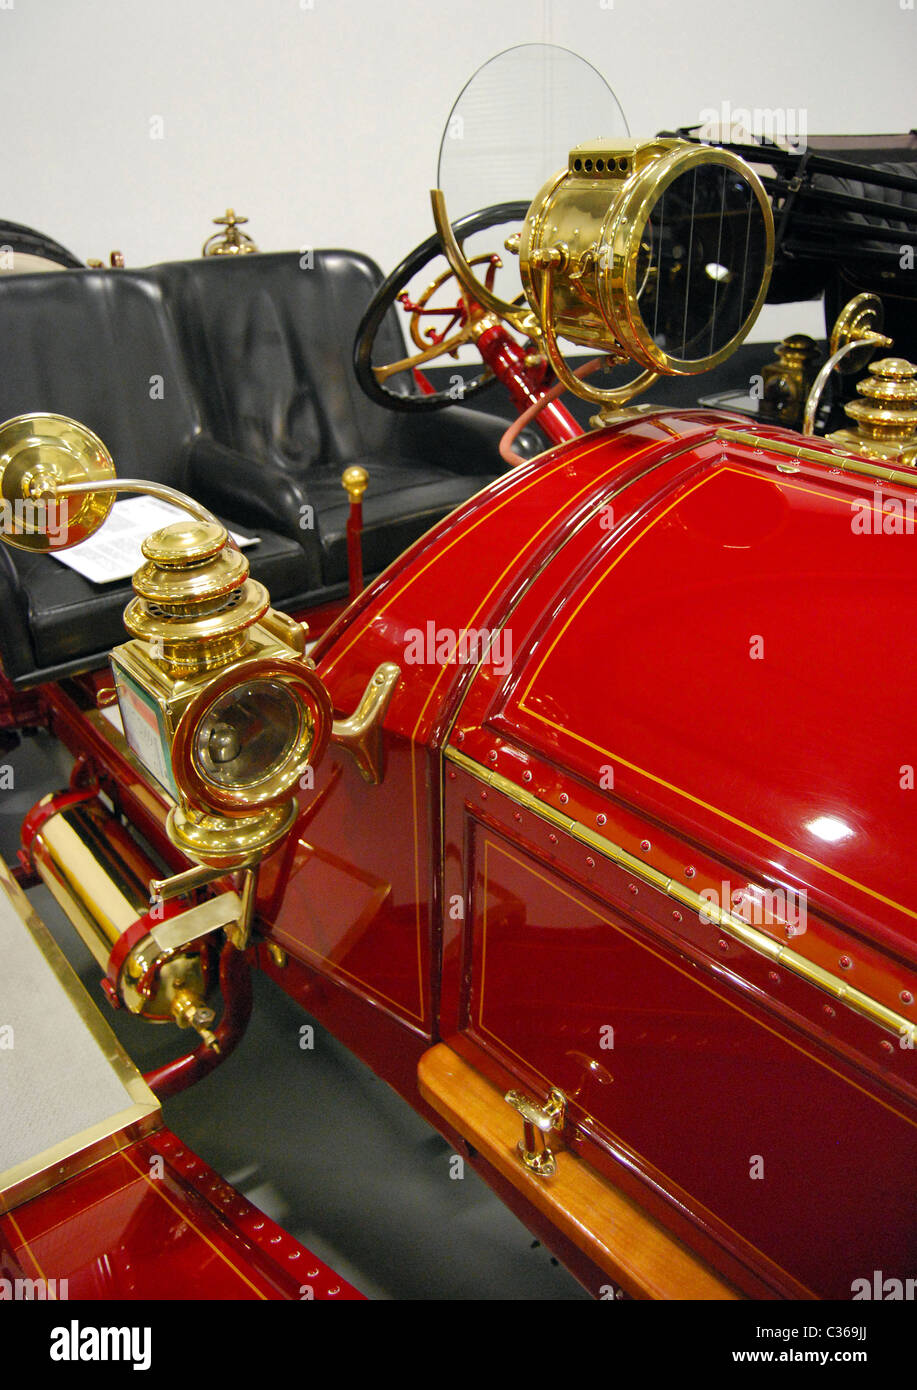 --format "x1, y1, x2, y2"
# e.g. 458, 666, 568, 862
39, 476, 219, 528
803, 293, 893, 436
535, 253, 658, 408
0, 413, 219, 553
